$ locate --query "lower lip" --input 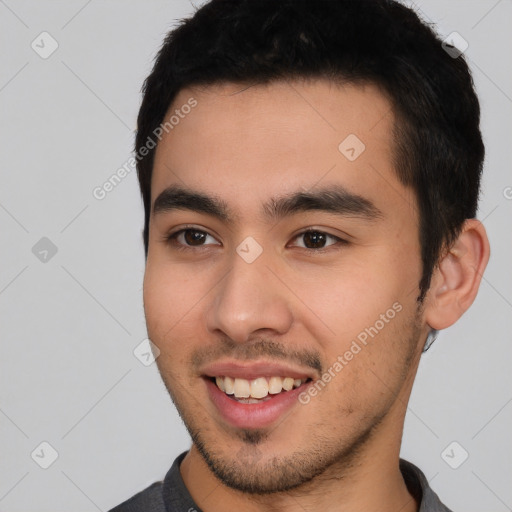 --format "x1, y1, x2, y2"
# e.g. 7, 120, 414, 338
204, 378, 309, 429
